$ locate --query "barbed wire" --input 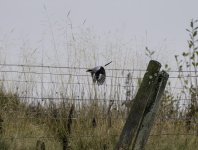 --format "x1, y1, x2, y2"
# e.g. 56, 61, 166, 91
0, 96, 121, 101
0, 63, 145, 72
0, 78, 187, 90
0, 70, 197, 80
0, 70, 144, 80
0, 78, 138, 89
1, 63, 198, 73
